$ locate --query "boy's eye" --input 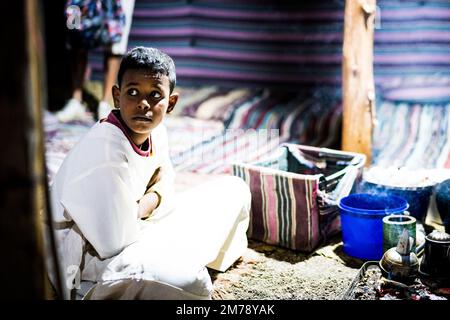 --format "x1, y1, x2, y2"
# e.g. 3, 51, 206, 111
128, 89, 138, 96
150, 91, 162, 99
